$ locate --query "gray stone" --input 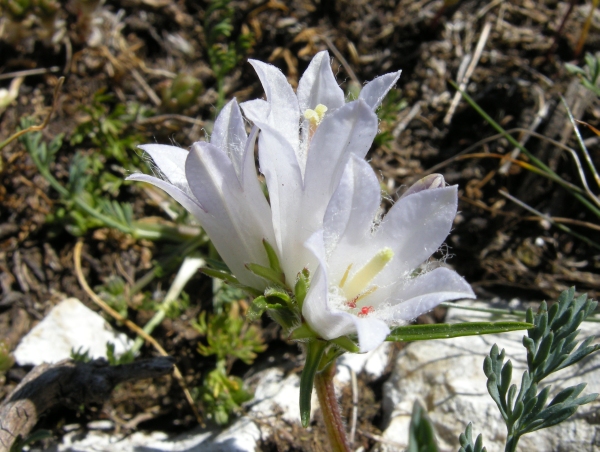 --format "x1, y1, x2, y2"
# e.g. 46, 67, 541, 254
380, 300, 600, 451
